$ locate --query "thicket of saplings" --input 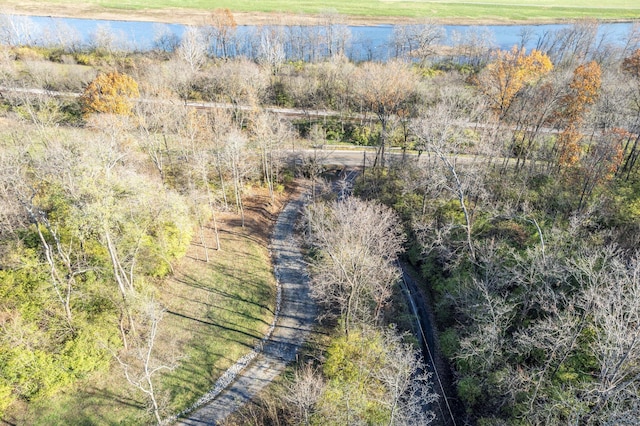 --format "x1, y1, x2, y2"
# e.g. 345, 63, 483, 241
1, 16, 640, 425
